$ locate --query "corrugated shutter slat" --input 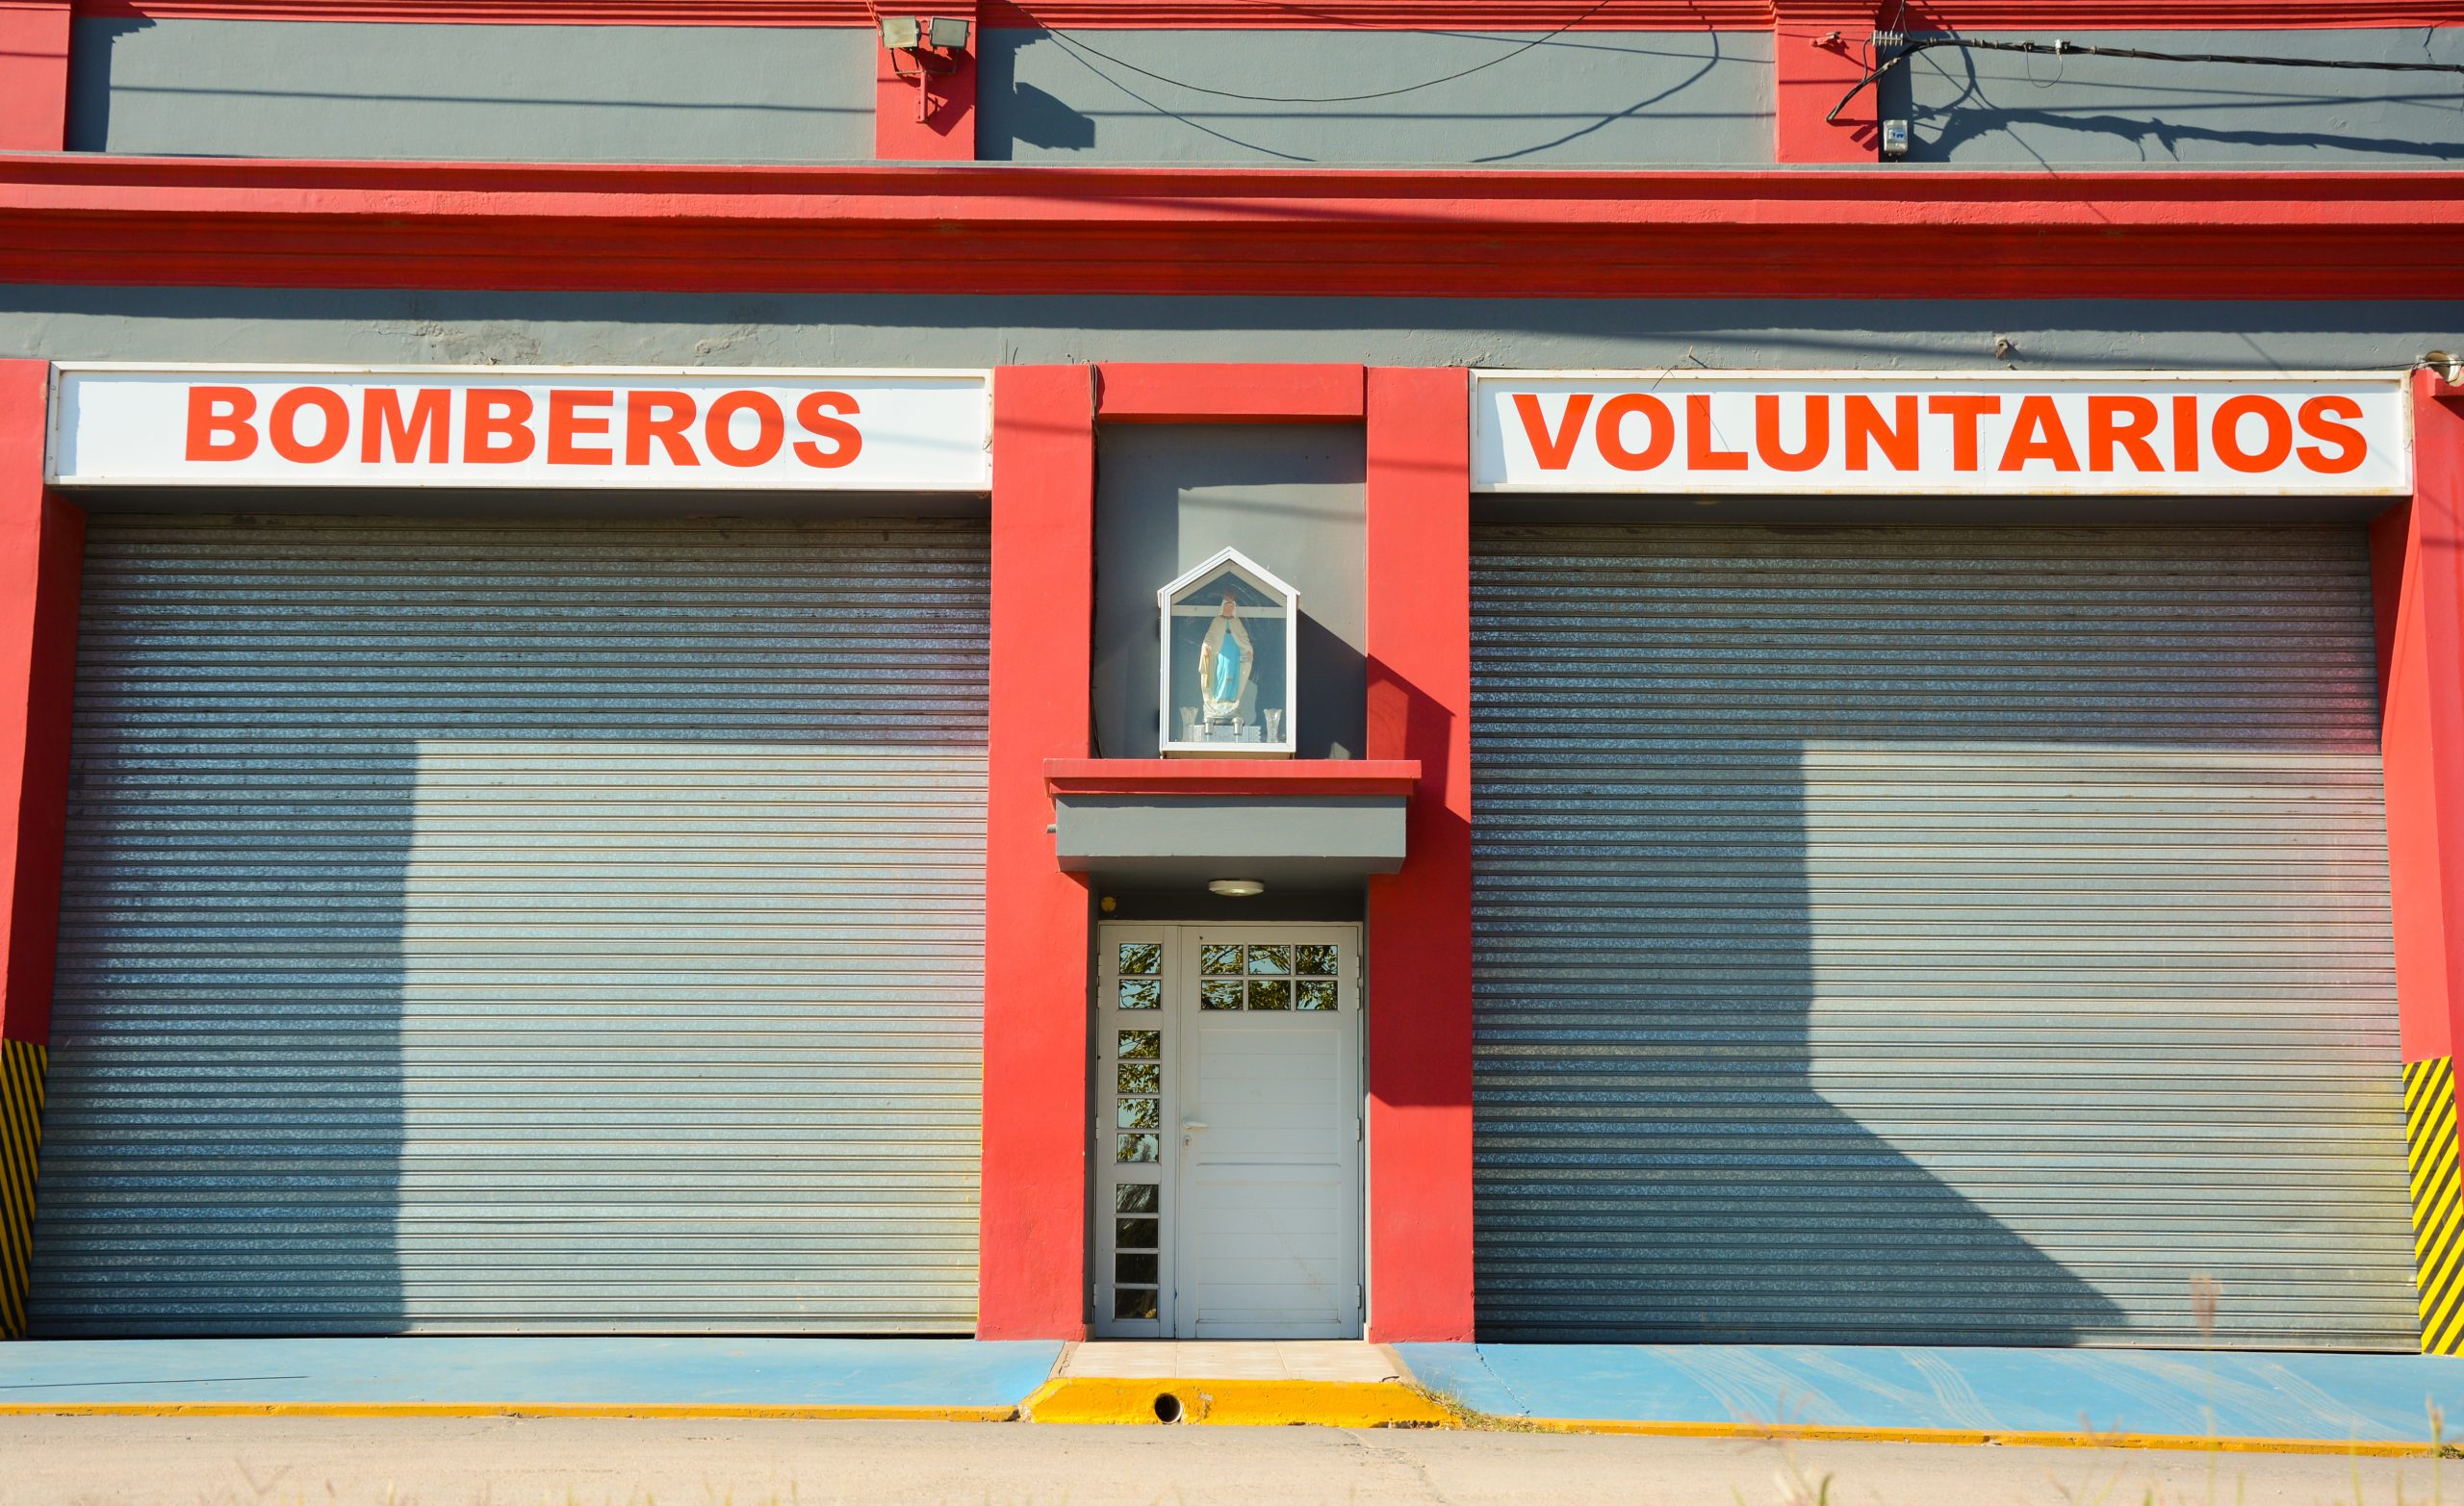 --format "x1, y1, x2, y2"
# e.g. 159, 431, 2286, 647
30, 515, 988, 1336
1472, 523, 2416, 1350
